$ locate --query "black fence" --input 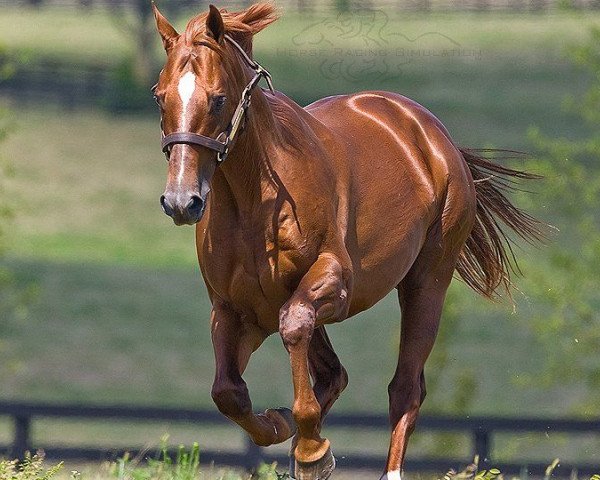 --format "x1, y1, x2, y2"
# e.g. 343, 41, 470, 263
0, 61, 122, 111
1, 401, 599, 476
